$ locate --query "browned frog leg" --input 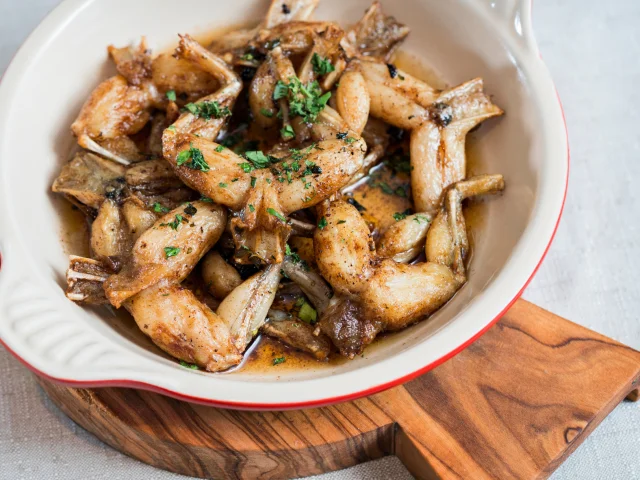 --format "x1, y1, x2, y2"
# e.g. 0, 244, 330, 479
66, 256, 114, 304
427, 174, 505, 279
